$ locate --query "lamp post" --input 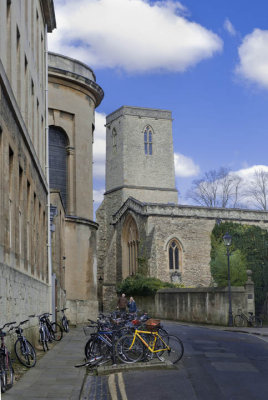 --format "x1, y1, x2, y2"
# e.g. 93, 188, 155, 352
98, 276, 103, 312
223, 232, 233, 326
